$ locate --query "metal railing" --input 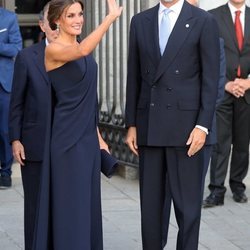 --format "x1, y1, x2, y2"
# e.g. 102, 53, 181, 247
84, 0, 143, 167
